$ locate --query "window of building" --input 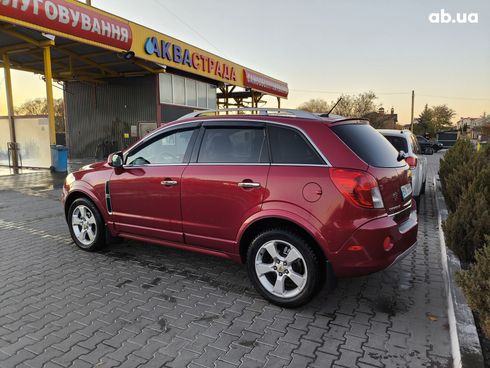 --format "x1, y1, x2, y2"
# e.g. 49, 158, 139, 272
197, 82, 207, 108
185, 79, 197, 107
159, 73, 172, 103
207, 84, 217, 108
172, 75, 185, 106
159, 74, 216, 109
